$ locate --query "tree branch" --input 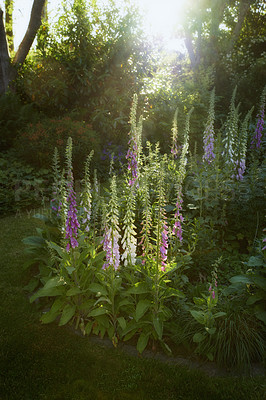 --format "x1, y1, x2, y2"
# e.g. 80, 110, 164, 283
13, 0, 46, 65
